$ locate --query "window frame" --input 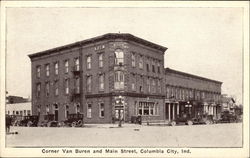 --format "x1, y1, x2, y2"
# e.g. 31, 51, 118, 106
99, 103, 105, 118
87, 56, 92, 69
